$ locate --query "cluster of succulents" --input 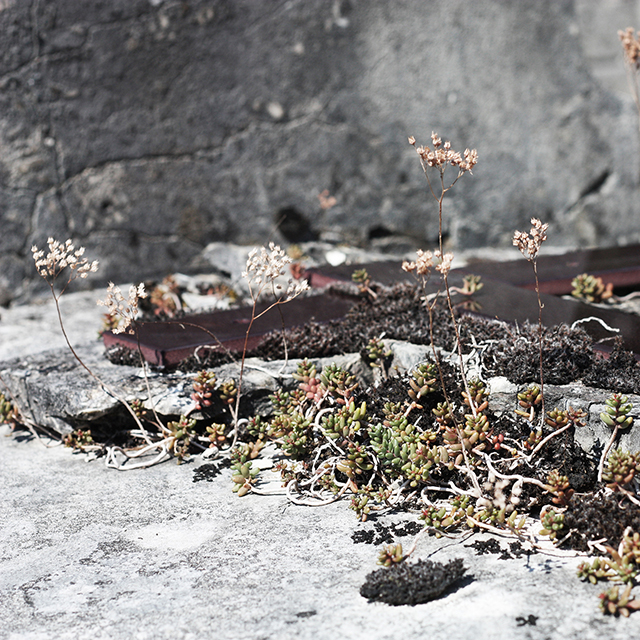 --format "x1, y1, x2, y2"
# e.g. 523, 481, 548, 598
578, 528, 640, 616
166, 415, 197, 463
0, 392, 18, 429
571, 273, 614, 304
62, 428, 95, 451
